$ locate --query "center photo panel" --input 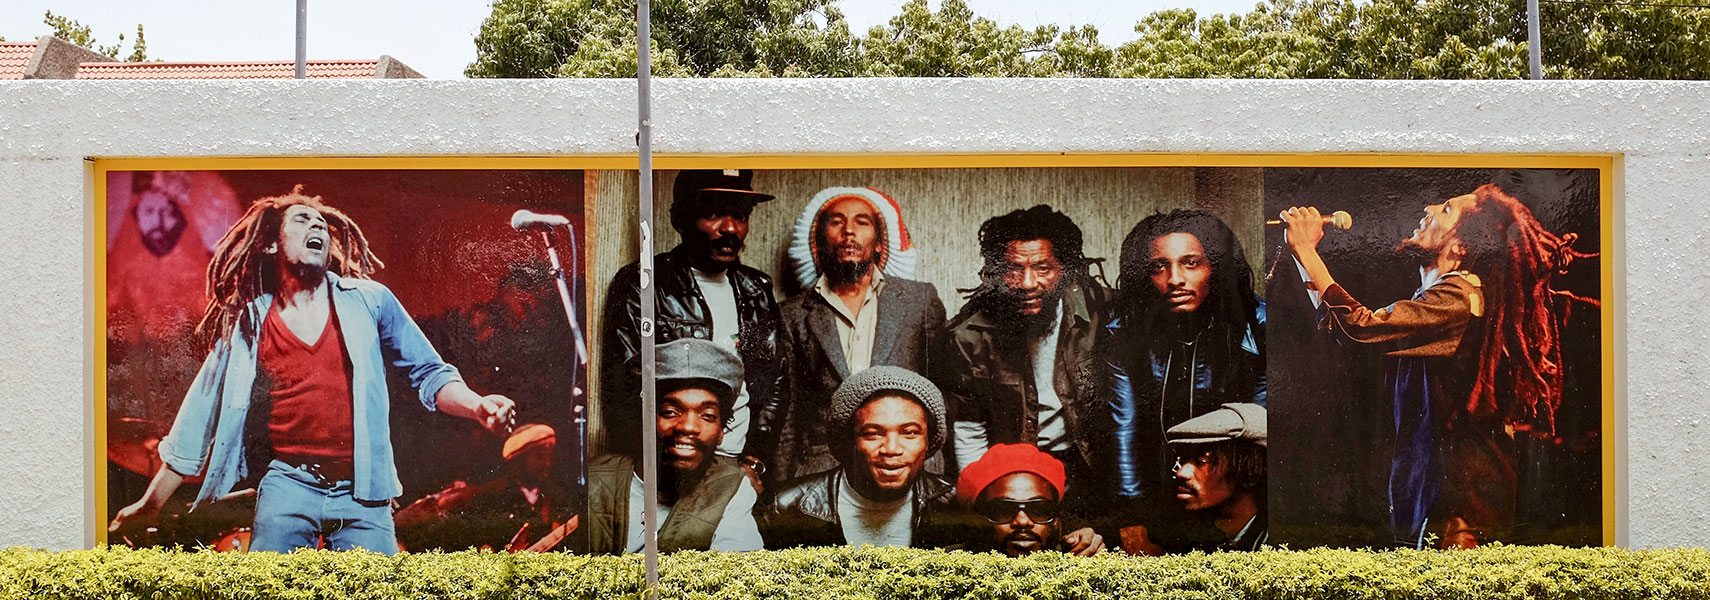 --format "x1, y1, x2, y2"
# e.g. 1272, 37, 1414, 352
586, 166, 1267, 556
